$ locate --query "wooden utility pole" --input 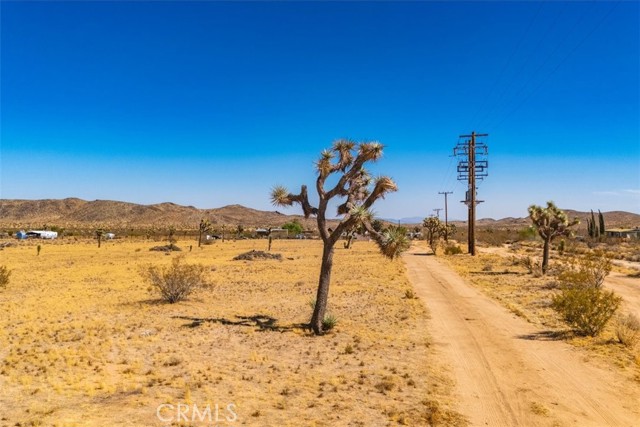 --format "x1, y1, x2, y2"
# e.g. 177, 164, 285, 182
454, 132, 488, 255
433, 208, 443, 219
438, 191, 453, 241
